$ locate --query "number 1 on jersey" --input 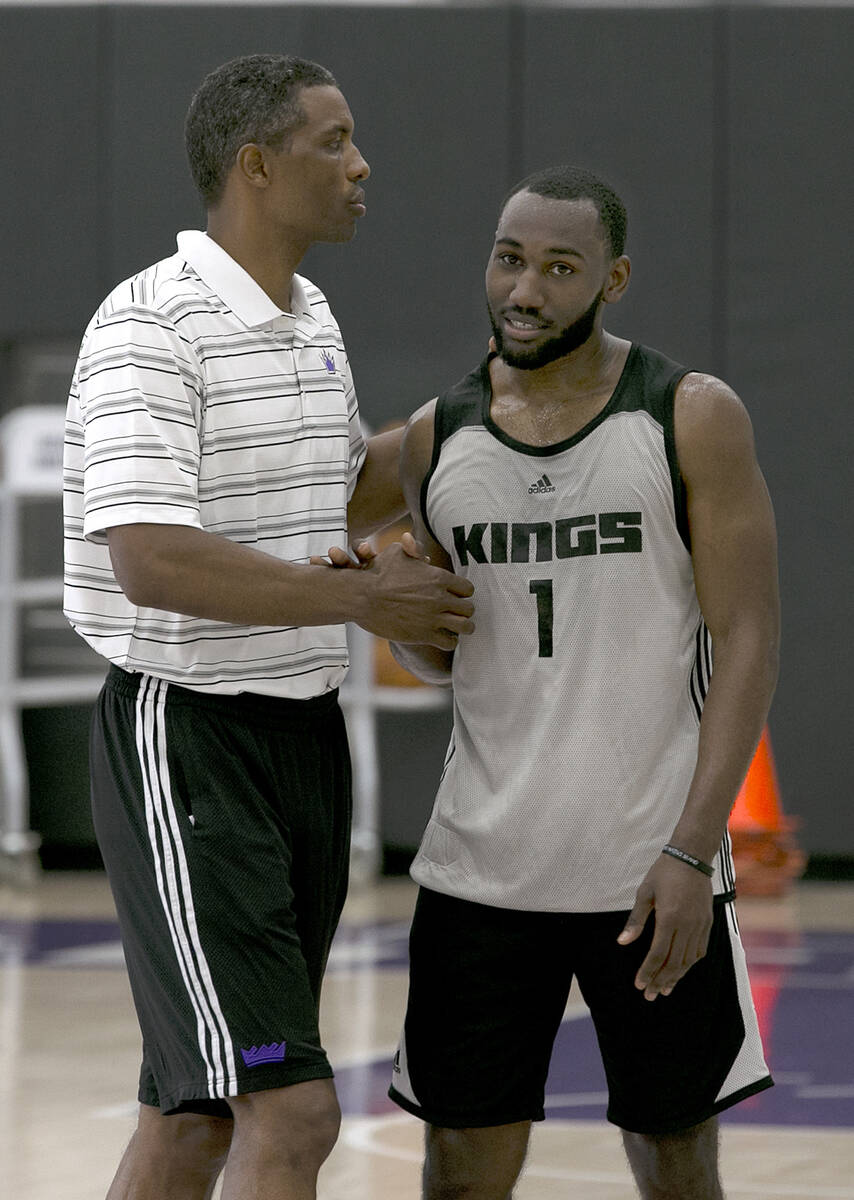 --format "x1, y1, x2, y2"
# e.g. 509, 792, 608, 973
529, 579, 554, 658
